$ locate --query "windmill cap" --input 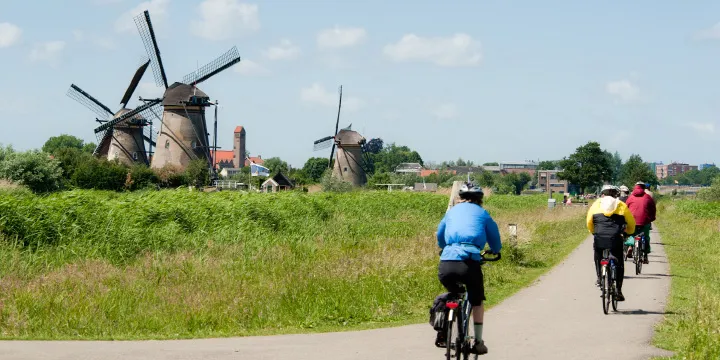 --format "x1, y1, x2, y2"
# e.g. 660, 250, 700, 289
163, 82, 208, 106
